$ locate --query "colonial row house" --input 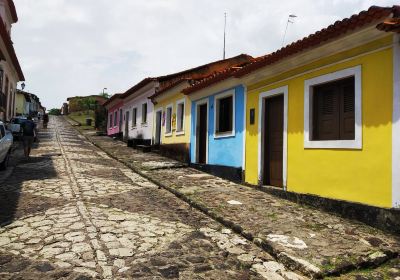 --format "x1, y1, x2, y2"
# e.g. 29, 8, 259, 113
149, 54, 252, 162
0, 0, 24, 122
106, 54, 252, 157
15, 90, 45, 116
107, 5, 400, 211
178, 5, 400, 210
